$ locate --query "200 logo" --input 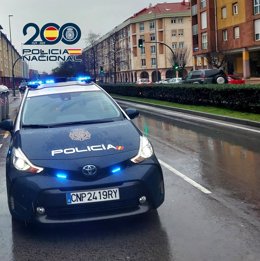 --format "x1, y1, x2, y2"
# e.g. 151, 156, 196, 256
23, 23, 81, 45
